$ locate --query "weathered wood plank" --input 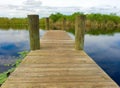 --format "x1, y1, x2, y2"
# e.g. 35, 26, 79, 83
41, 30, 72, 40
1, 82, 117, 88
1, 30, 119, 88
